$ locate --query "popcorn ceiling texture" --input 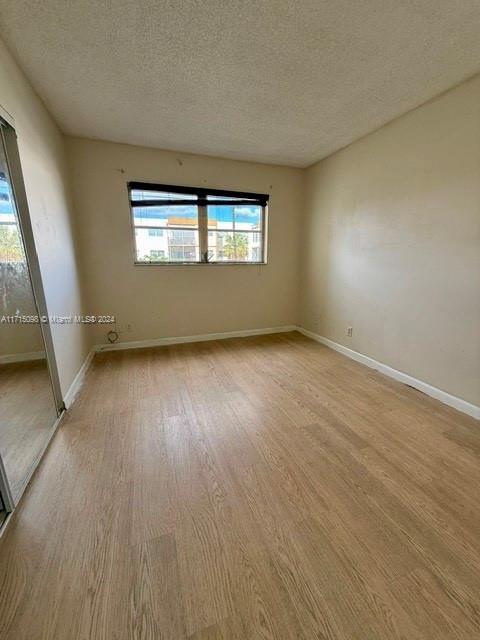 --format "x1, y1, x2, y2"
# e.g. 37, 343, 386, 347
1, 0, 480, 167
